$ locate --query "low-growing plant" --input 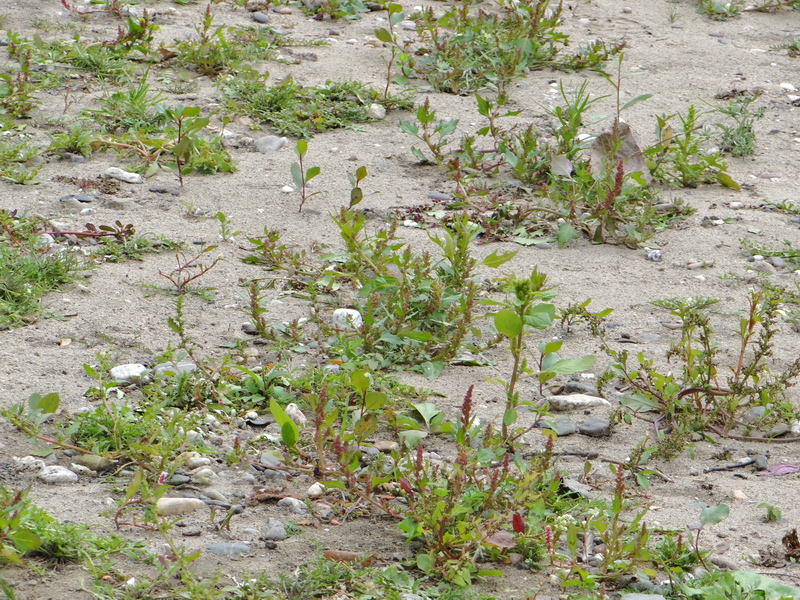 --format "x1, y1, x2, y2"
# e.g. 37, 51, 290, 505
48, 122, 96, 157
292, 139, 321, 213
713, 95, 764, 157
